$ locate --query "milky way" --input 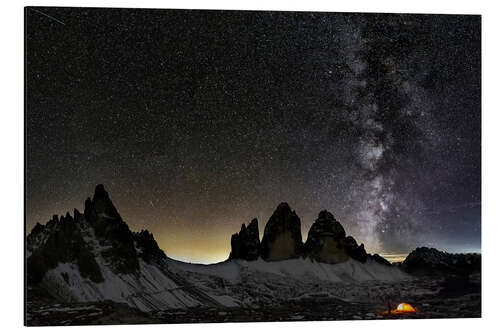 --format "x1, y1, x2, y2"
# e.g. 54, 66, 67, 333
26, 8, 481, 263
